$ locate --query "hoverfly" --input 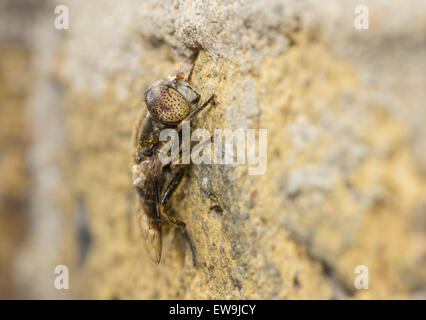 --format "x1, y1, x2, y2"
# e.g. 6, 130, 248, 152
131, 59, 215, 266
